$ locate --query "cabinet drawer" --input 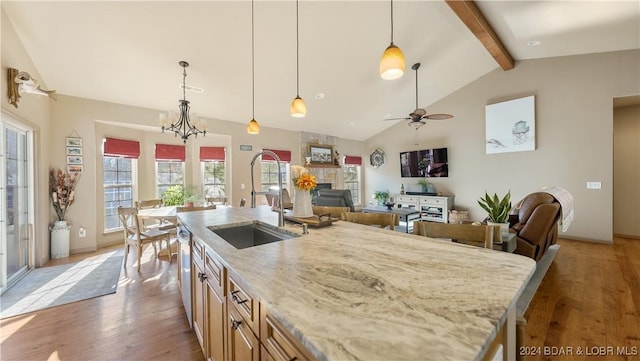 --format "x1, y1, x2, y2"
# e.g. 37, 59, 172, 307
260, 308, 314, 361
205, 251, 226, 296
396, 196, 418, 203
228, 274, 259, 333
421, 197, 444, 205
192, 238, 205, 267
